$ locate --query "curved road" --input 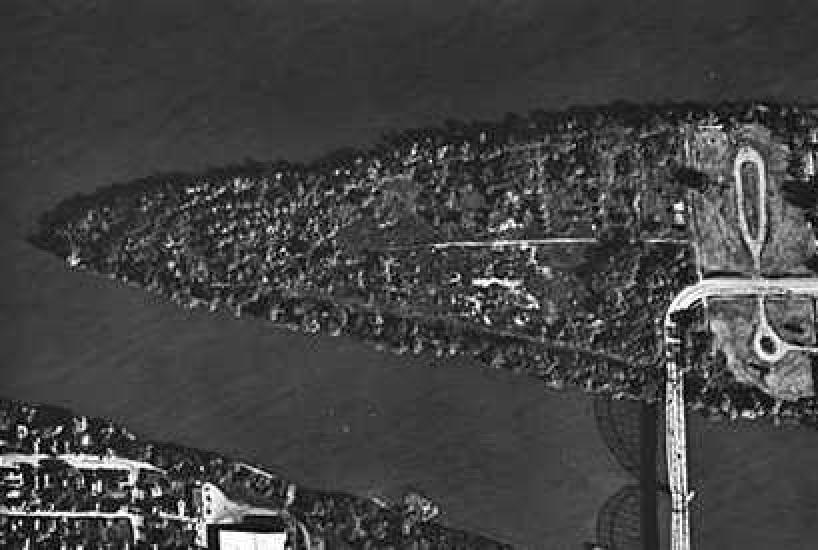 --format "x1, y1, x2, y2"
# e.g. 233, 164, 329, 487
664, 277, 818, 550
